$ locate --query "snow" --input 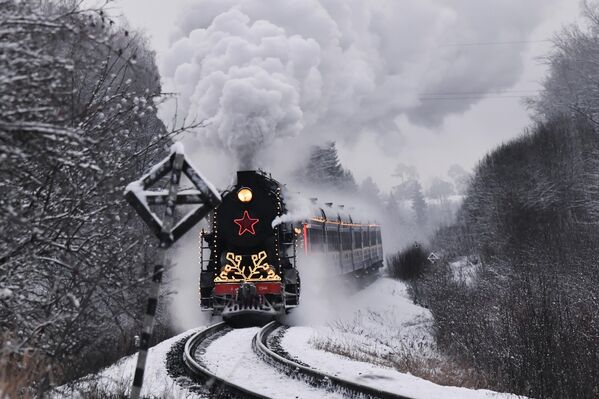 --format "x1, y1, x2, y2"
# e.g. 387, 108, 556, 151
425, 194, 465, 206
281, 328, 521, 399
55, 278, 524, 399
449, 256, 479, 286
0, 287, 13, 299
124, 180, 143, 195
281, 278, 525, 399
287, 277, 437, 360
201, 327, 345, 399
170, 141, 185, 154
53, 328, 202, 398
